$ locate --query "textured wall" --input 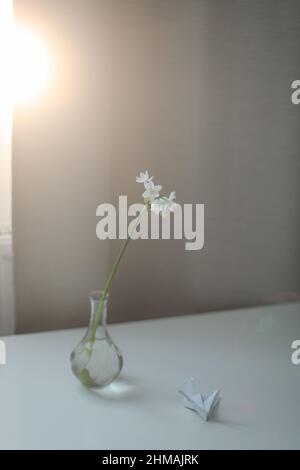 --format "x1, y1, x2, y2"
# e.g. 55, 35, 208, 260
13, 0, 300, 333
